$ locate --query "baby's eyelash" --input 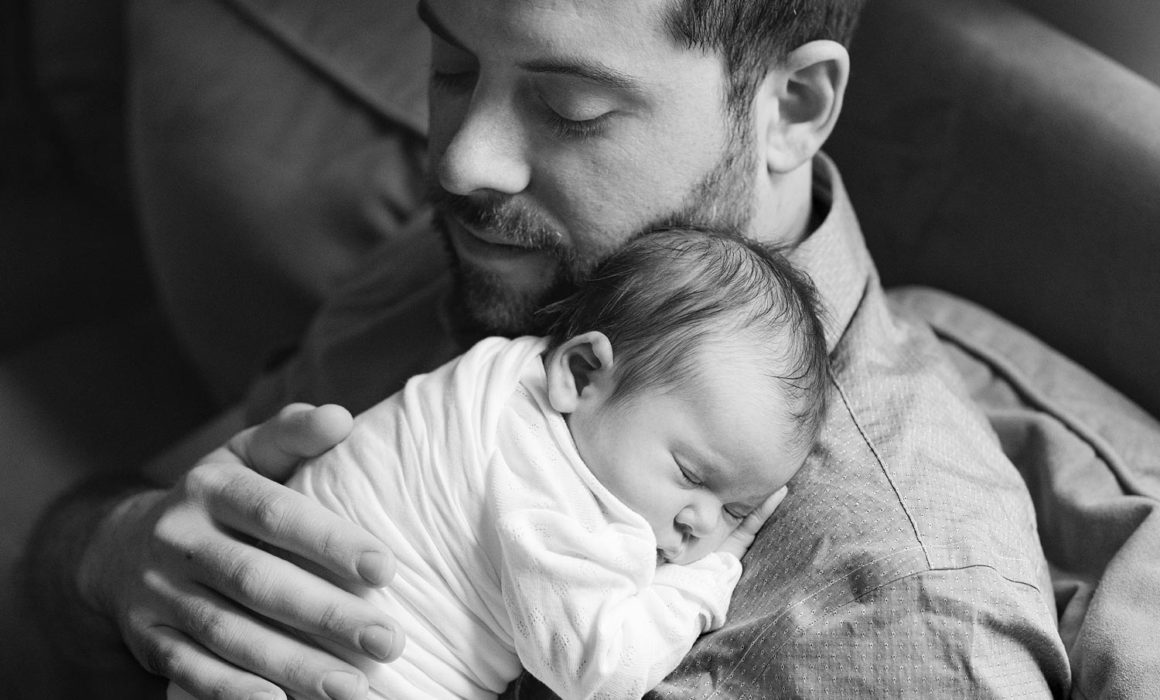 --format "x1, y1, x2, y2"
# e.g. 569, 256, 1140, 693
678, 465, 703, 487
